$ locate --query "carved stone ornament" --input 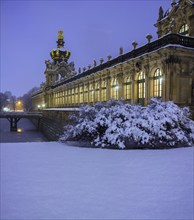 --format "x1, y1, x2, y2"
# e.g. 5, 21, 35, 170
46, 60, 77, 81
165, 55, 181, 64
135, 62, 142, 71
